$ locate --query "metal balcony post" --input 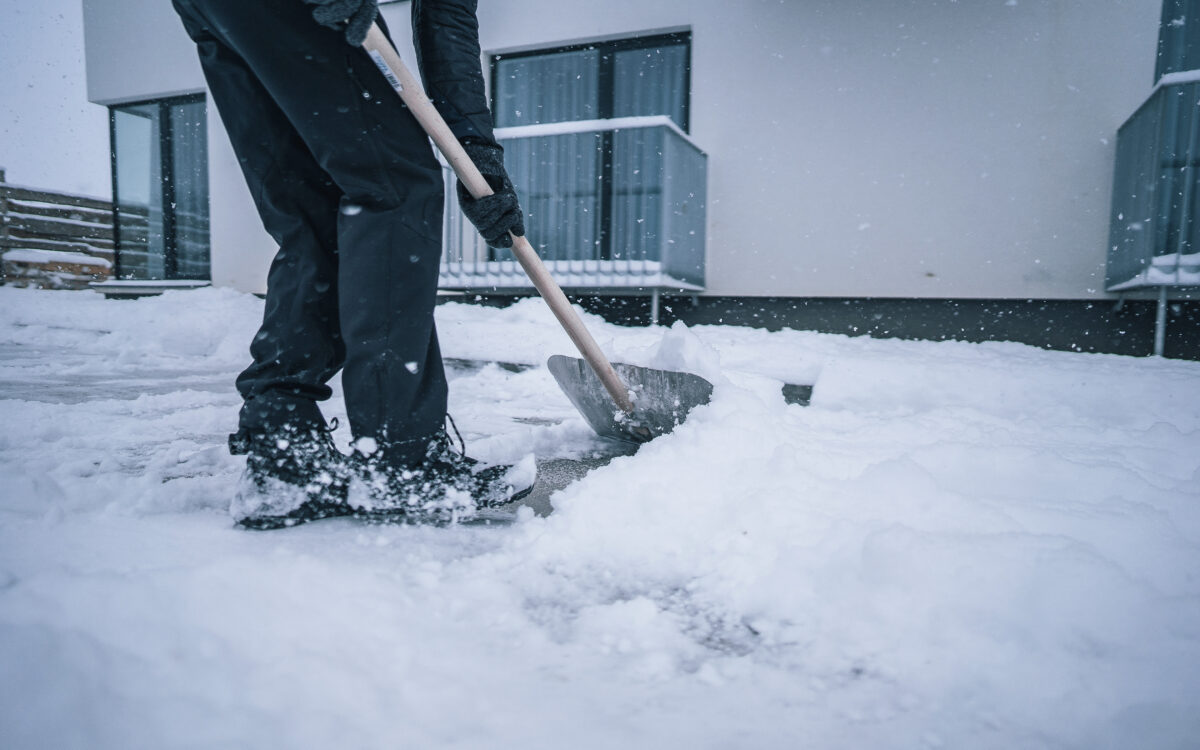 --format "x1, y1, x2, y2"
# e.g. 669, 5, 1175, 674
1154, 285, 1168, 356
